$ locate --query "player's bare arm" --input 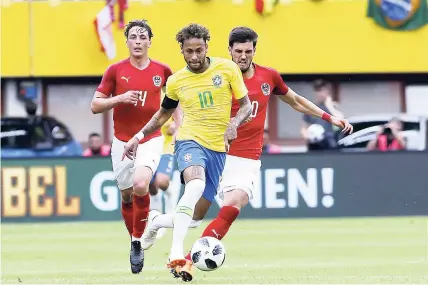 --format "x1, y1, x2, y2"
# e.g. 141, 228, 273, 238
279, 89, 353, 134
165, 105, 183, 137
224, 95, 252, 150
91, 90, 139, 114
142, 107, 175, 137
324, 96, 344, 118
